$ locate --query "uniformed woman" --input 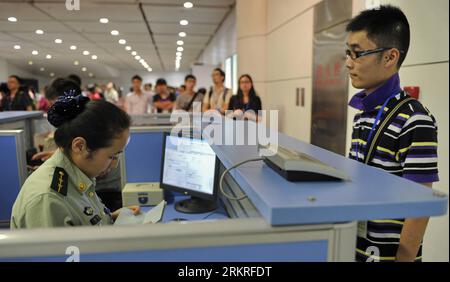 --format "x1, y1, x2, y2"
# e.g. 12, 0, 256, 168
11, 79, 139, 228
